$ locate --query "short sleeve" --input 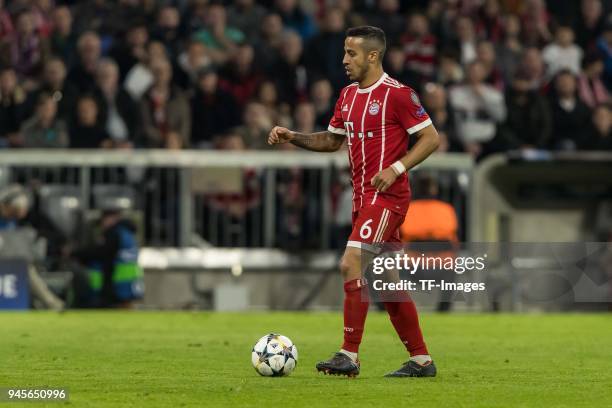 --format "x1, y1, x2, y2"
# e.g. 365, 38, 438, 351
394, 88, 432, 135
327, 92, 346, 135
